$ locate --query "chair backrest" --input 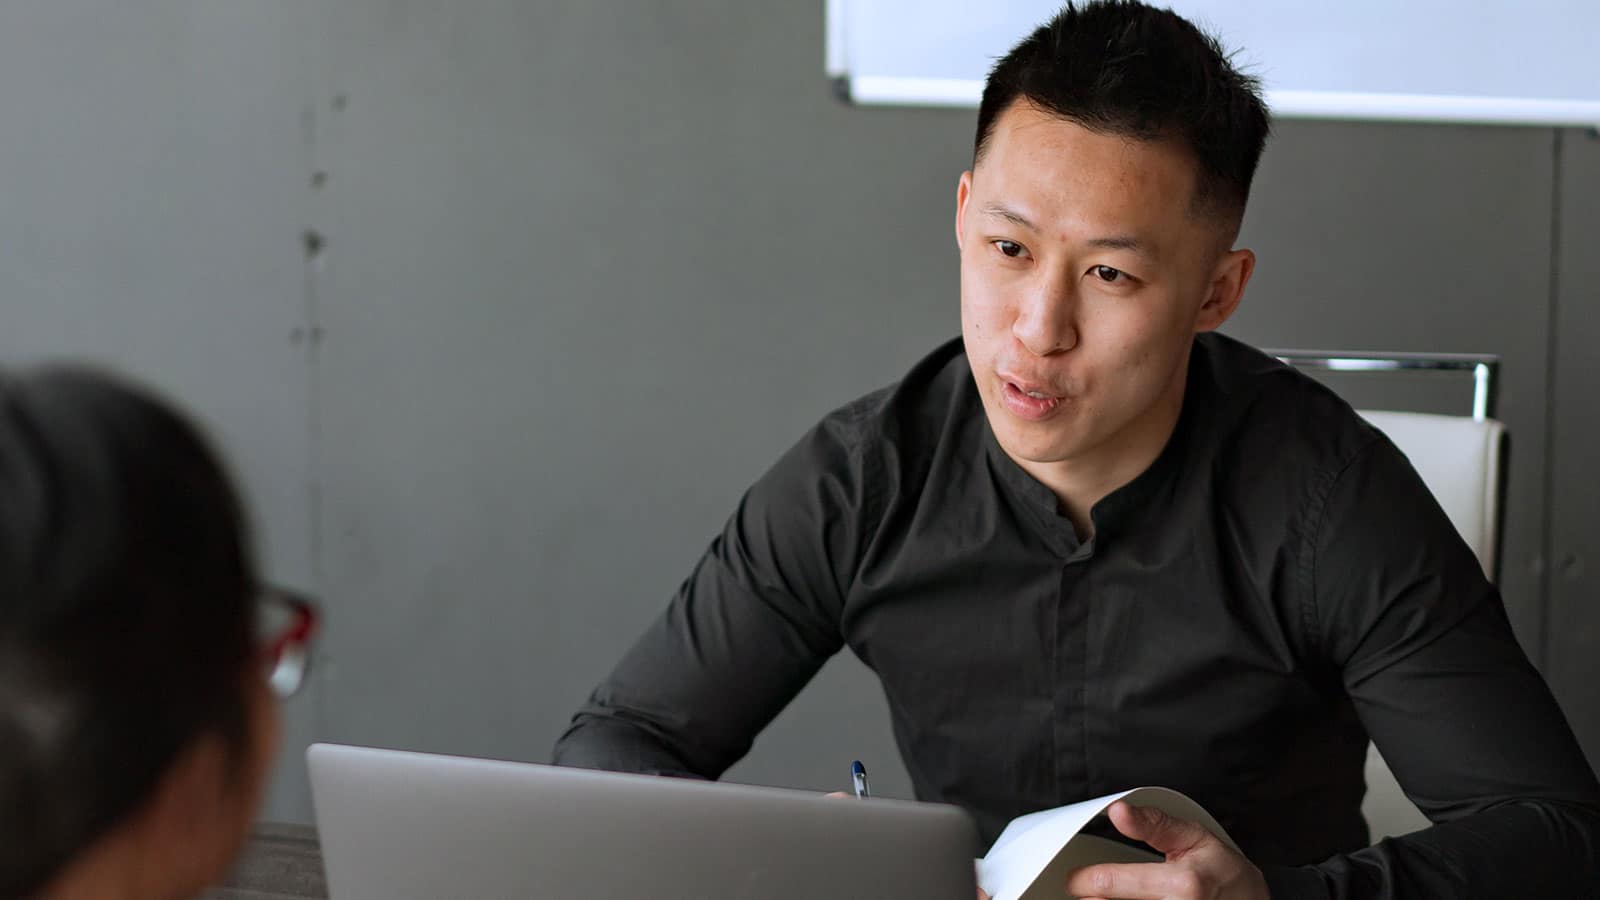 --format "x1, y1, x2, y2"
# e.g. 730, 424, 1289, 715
1351, 409, 1508, 841
1355, 410, 1506, 581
